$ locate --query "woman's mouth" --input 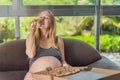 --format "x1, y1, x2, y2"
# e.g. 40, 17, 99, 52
38, 20, 44, 28
39, 23, 45, 28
